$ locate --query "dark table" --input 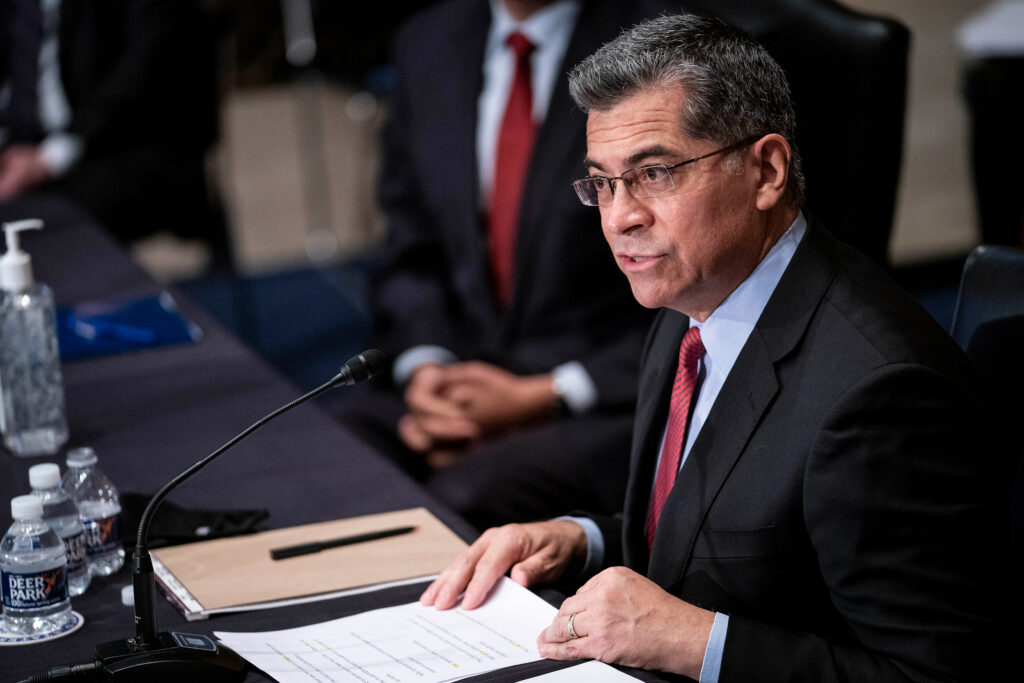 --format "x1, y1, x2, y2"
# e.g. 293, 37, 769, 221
0, 196, 661, 683
0, 196, 475, 680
